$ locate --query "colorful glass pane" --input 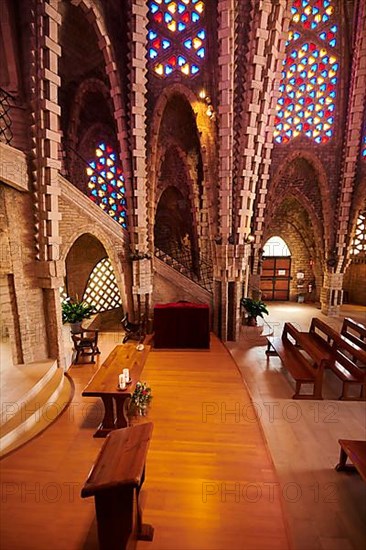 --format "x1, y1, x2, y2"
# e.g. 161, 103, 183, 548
274, 0, 338, 144
148, 0, 206, 77
362, 133, 366, 158
86, 143, 127, 229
